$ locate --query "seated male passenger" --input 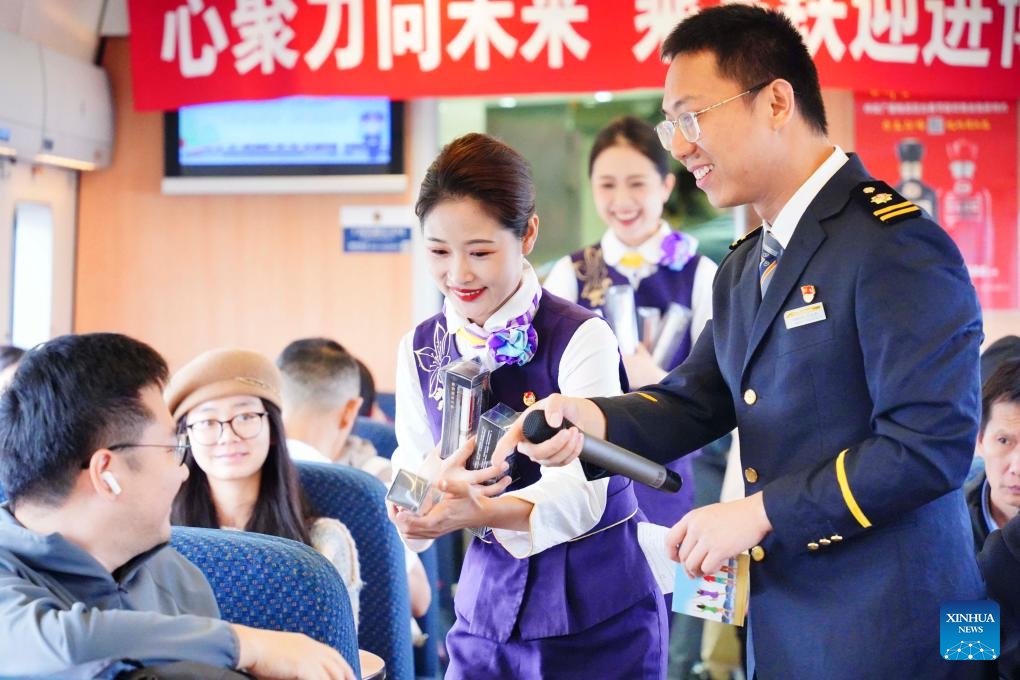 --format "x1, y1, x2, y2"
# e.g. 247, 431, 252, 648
966, 358, 1020, 551
277, 337, 391, 478
0, 333, 354, 679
